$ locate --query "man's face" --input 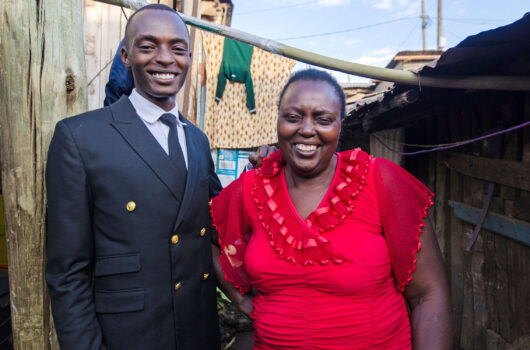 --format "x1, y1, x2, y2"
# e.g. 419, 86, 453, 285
122, 9, 191, 111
